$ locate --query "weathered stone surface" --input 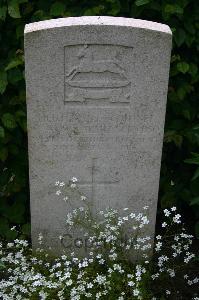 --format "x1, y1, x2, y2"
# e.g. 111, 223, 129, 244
24, 16, 172, 253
